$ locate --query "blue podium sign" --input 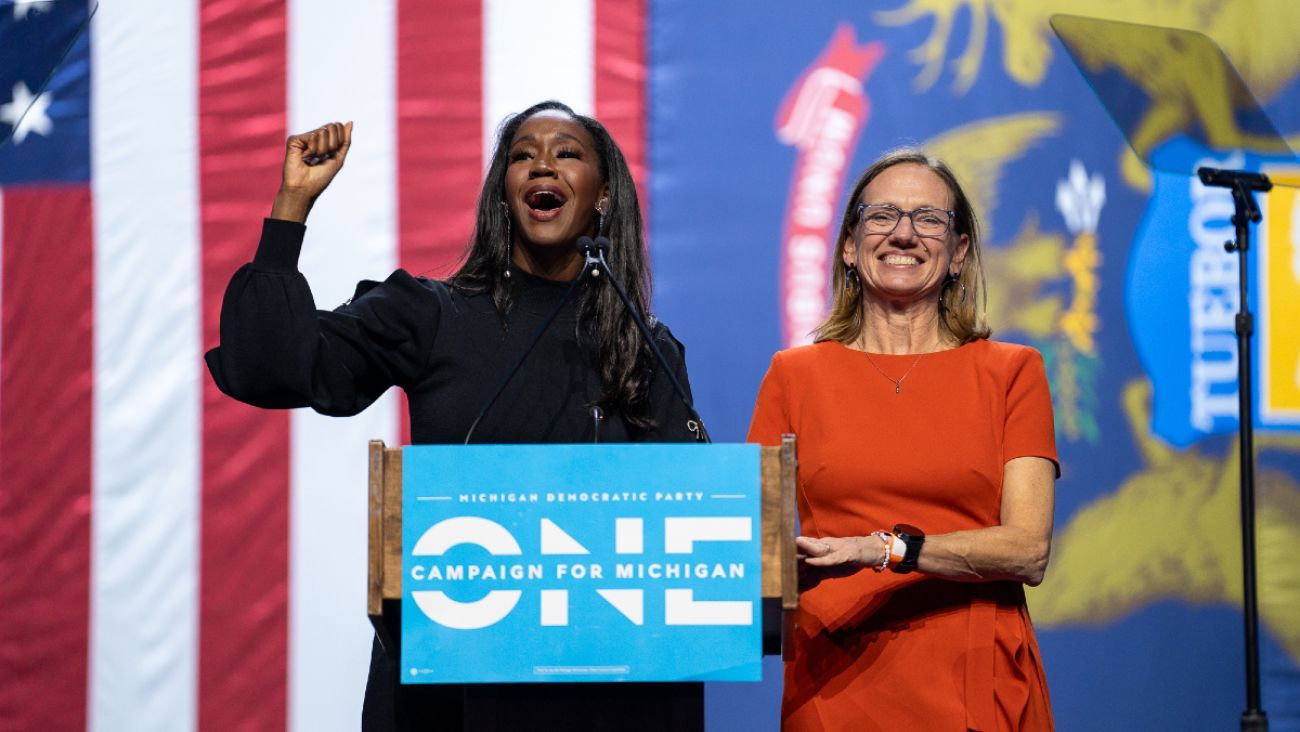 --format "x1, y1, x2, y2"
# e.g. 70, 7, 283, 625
400, 444, 763, 684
